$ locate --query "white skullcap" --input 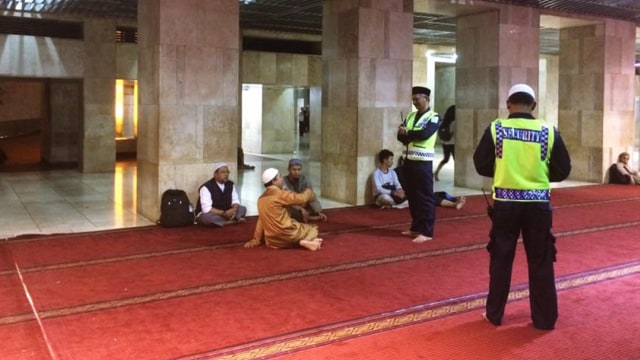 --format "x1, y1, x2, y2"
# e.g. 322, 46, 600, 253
214, 162, 228, 173
507, 84, 536, 101
262, 168, 279, 184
